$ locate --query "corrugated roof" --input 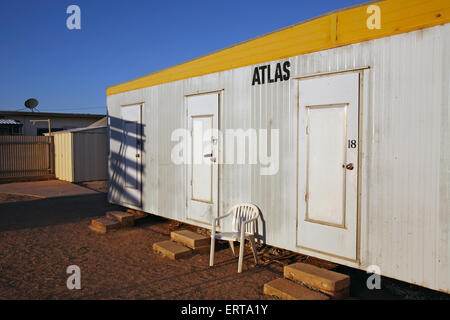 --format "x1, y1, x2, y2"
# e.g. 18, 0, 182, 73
106, 0, 450, 96
87, 117, 107, 128
0, 111, 104, 119
0, 119, 22, 125
48, 117, 107, 135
